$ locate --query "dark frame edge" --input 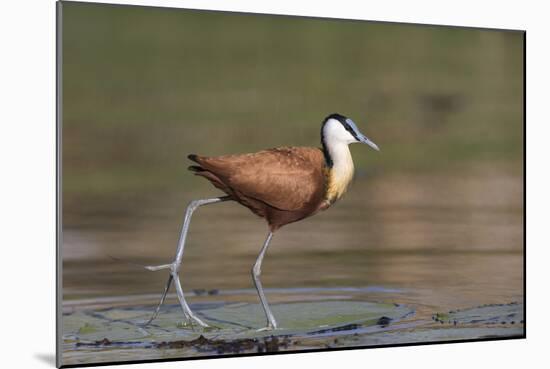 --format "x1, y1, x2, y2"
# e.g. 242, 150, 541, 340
56, 1, 64, 368
522, 30, 526, 338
